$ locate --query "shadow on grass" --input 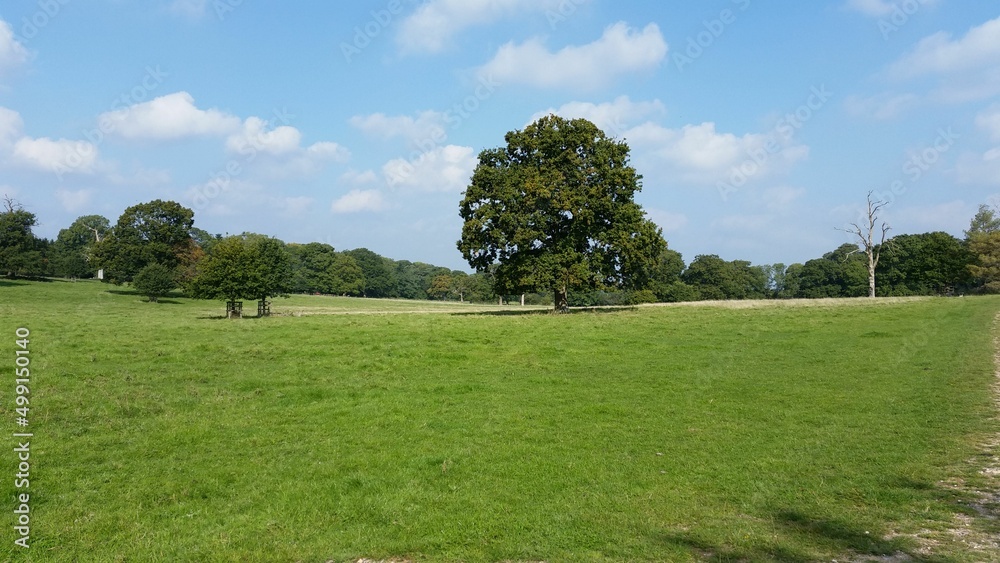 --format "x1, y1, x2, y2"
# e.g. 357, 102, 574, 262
195, 314, 272, 321
658, 509, 939, 562
453, 306, 638, 317
0, 279, 27, 287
